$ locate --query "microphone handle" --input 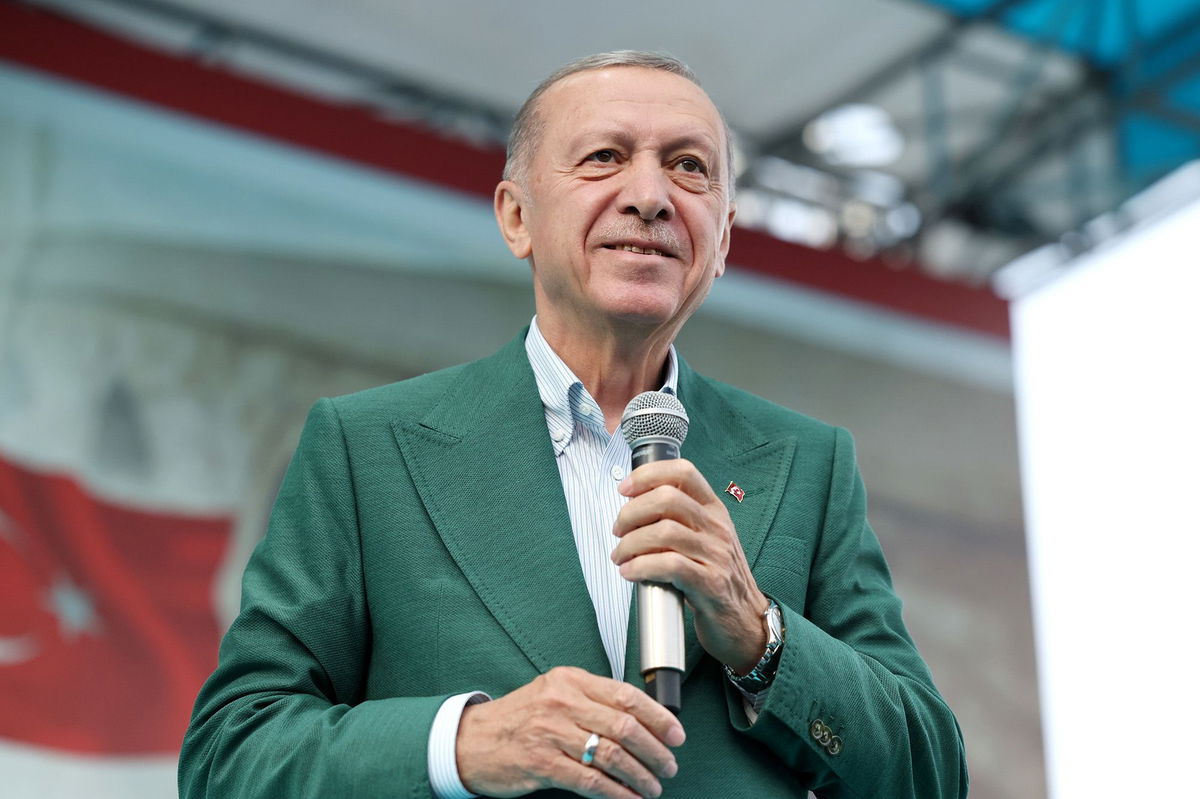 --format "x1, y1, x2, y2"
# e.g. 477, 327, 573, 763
631, 439, 685, 714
